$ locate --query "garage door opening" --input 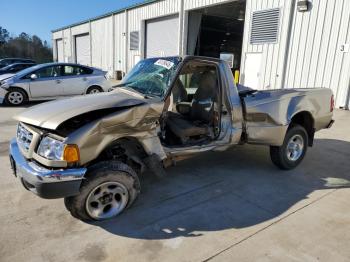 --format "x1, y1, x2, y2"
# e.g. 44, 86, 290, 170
75, 33, 90, 66
187, 1, 246, 75
145, 15, 179, 58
